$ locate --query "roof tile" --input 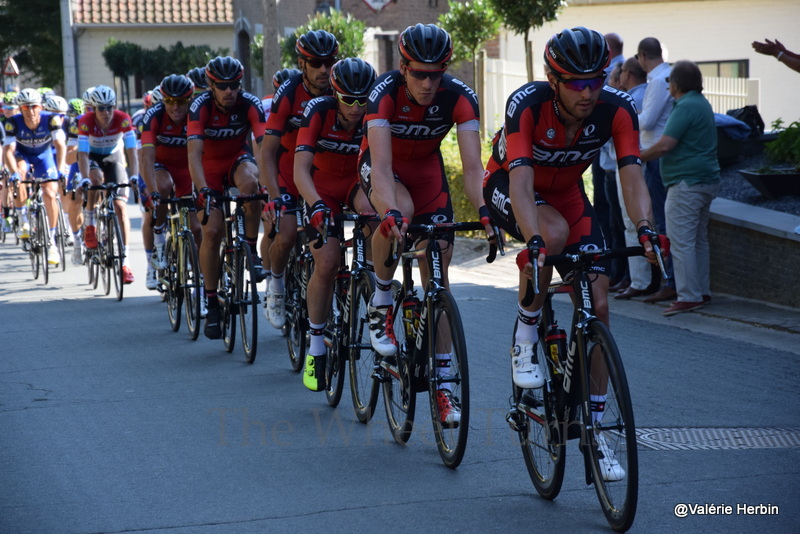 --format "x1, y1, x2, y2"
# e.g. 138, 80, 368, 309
73, 0, 234, 25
